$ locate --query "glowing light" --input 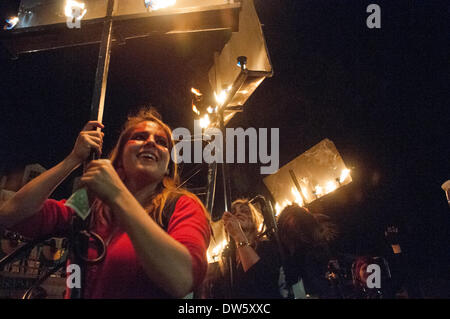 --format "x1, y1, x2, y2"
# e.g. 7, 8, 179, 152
325, 180, 338, 194
191, 87, 202, 97
65, 1, 87, 20
275, 203, 282, 216
315, 185, 323, 196
214, 90, 227, 106
301, 187, 309, 202
207, 106, 214, 114
291, 187, 304, 206
214, 86, 233, 106
199, 114, 210, 129
4, 17, 19, 30
340, 168, 351, 183
192, 104, 200, 116
283, 200, 292, 207
258, 222, 264, 232
207, 238, 228, 263
145, 0, 176, 11
275, 199, 295, 217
